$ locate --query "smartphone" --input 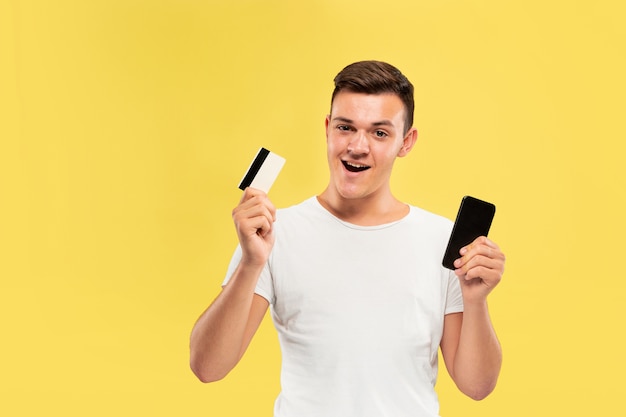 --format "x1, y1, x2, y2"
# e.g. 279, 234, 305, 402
442, 196, 496, 270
